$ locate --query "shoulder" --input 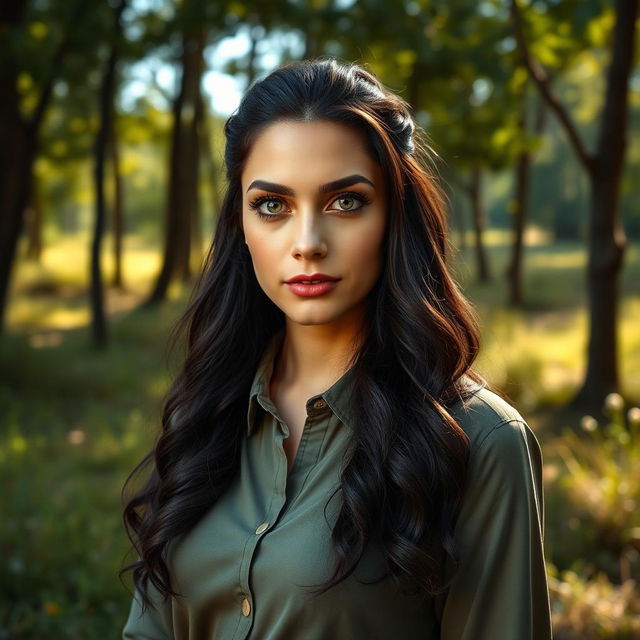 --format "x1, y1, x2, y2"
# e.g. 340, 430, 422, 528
448, 384, 540, 464
447, 384, 544, 498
